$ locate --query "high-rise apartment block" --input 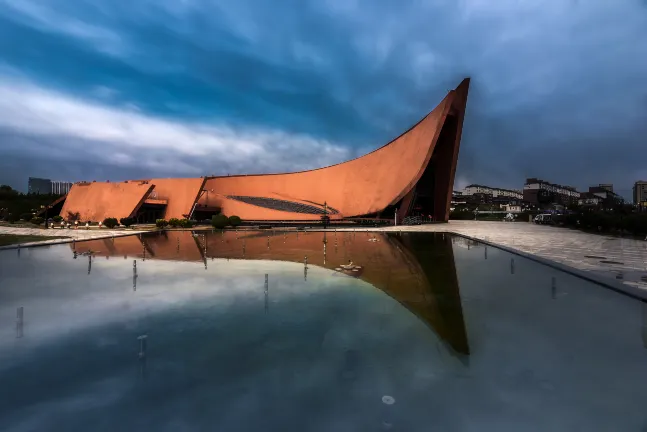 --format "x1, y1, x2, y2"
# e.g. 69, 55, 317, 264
634, 181, 647, 206
51, 181, 74, 195
28, 177, 74, 195
28, 177, 52, 195
523, 178, 580, 206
